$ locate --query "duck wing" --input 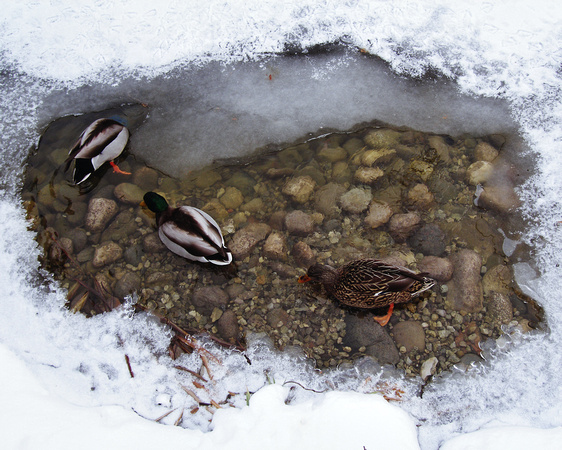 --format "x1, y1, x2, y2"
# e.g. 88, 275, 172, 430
159, 206, 232, 264
338, 259, 426, 294
66, 118, 127, 162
